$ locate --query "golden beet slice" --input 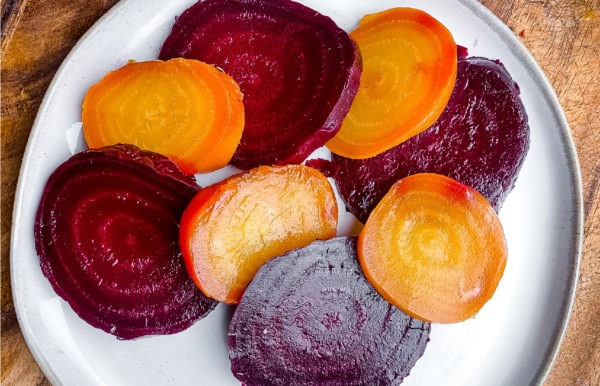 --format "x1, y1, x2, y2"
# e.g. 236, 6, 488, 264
358, 173, 507, 323
82, 58, 244, 174
327, 8, 457, 159
179, 165, 338, 304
